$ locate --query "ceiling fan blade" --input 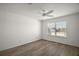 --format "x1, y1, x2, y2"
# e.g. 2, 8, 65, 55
46, 10, 53, 15
46, 15, 54, 17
